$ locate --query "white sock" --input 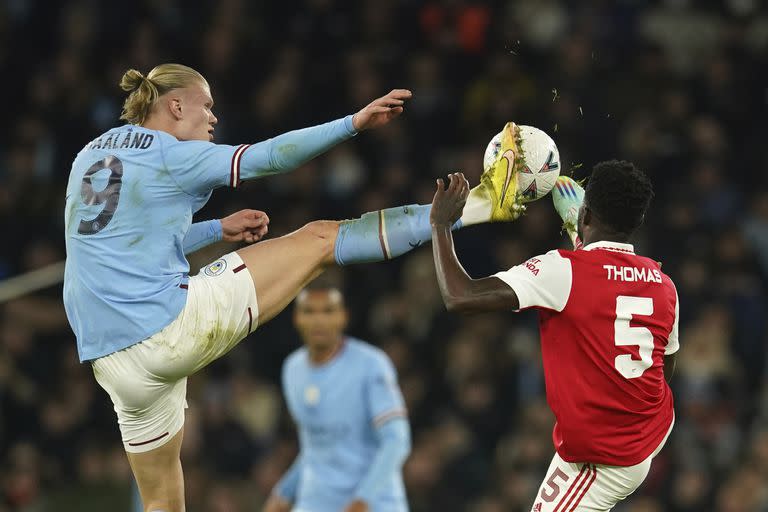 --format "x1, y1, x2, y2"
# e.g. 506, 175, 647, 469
460, 186, 493, 226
